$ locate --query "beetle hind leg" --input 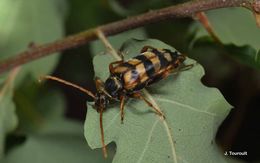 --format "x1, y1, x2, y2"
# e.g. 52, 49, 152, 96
132, 93, 165, 119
